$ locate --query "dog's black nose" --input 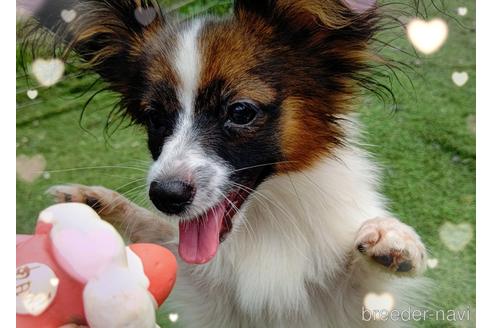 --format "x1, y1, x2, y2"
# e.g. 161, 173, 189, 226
149, 180, 195, 215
